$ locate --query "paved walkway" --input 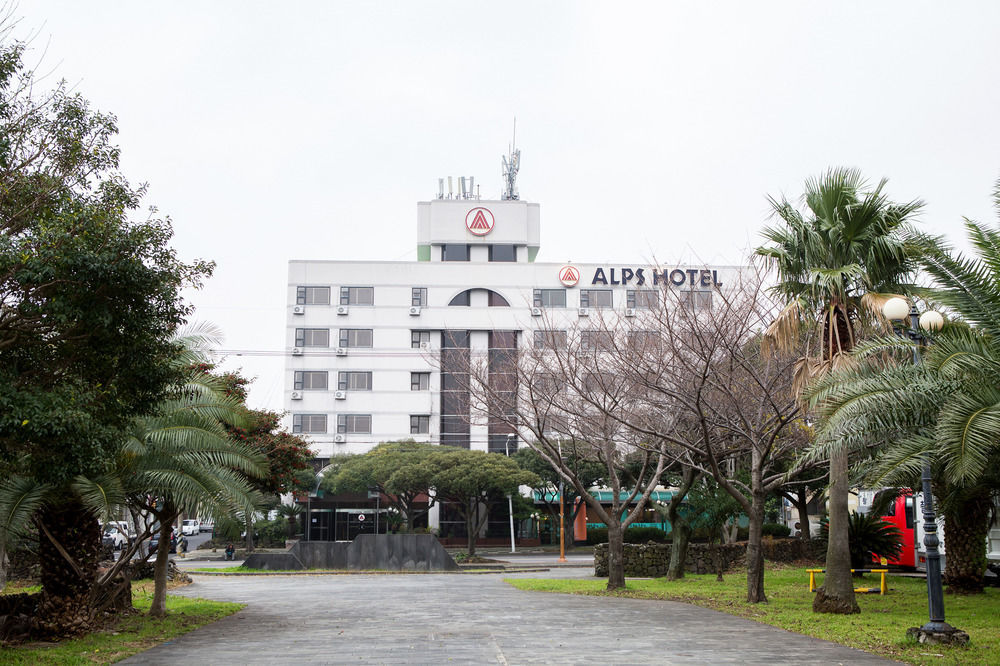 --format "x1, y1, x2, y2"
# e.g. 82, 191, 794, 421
127, 563, 893, 665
